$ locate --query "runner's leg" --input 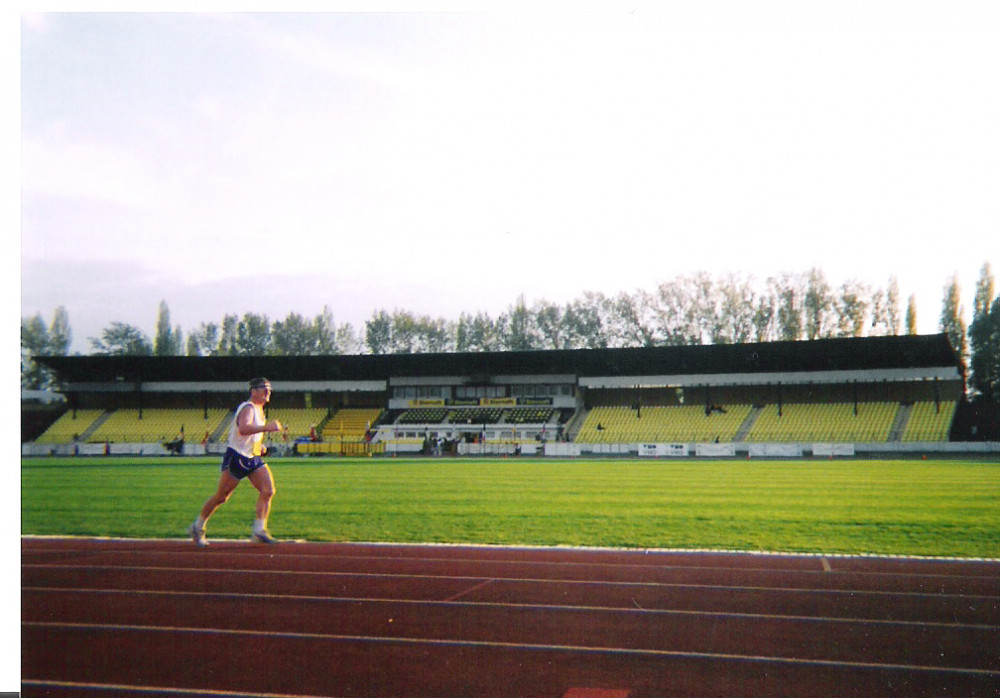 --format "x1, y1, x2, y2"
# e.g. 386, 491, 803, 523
247, 464, 276, 529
